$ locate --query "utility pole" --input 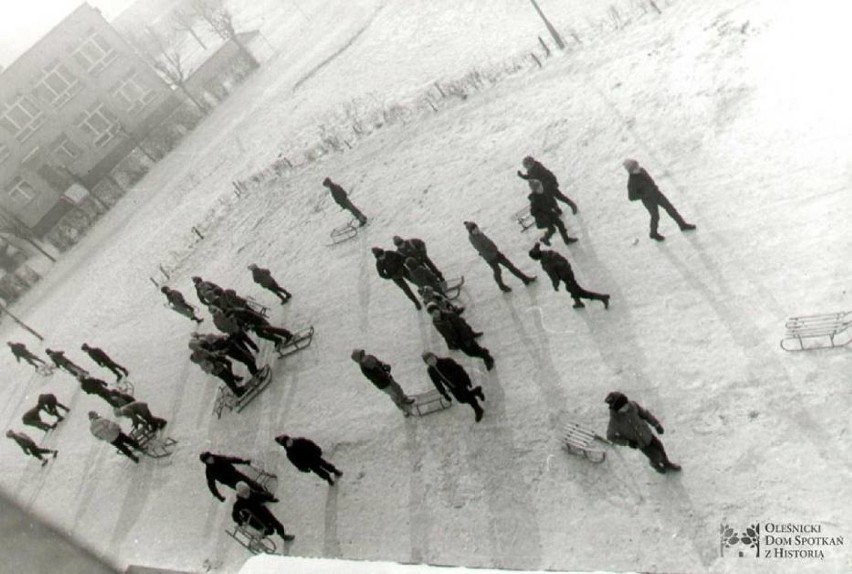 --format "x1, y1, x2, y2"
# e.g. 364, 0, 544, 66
529, 0, 565, 50
0, 301, 44, 341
